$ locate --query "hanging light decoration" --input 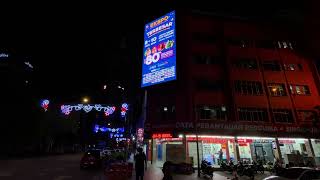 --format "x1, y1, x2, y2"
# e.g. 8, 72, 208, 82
121, 103, 128, 117
41, 99, 50, 111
